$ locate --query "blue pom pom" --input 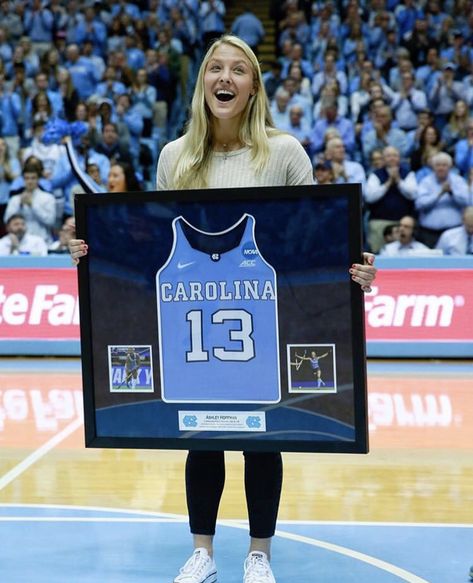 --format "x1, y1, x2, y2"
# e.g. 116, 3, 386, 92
42, 118, 71, 145
69, 122, 89, 146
